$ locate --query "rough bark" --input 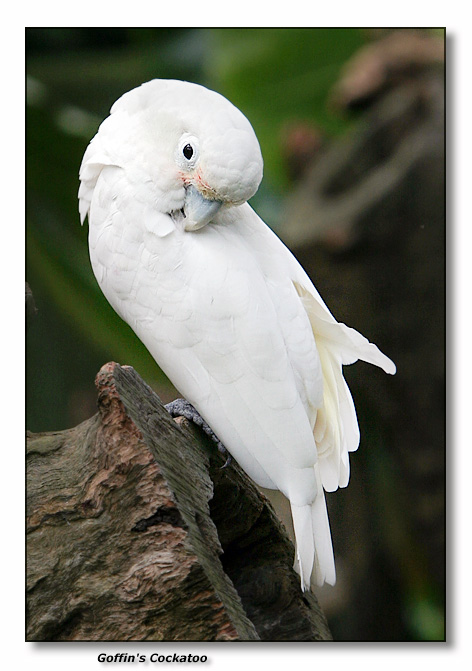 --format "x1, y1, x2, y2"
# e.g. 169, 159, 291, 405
27, 362, 332, 642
